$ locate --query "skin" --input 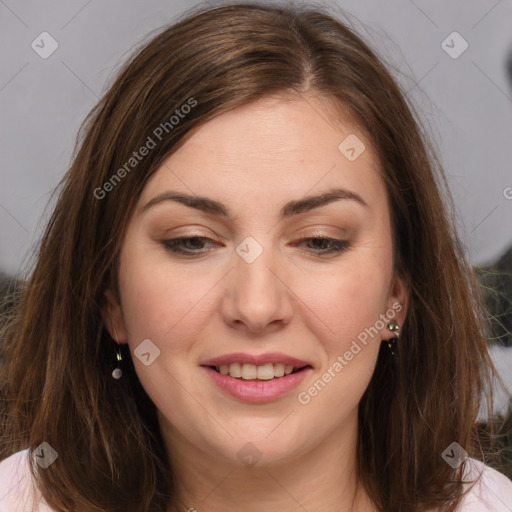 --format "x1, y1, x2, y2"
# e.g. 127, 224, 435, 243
104, 94, 408, 512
